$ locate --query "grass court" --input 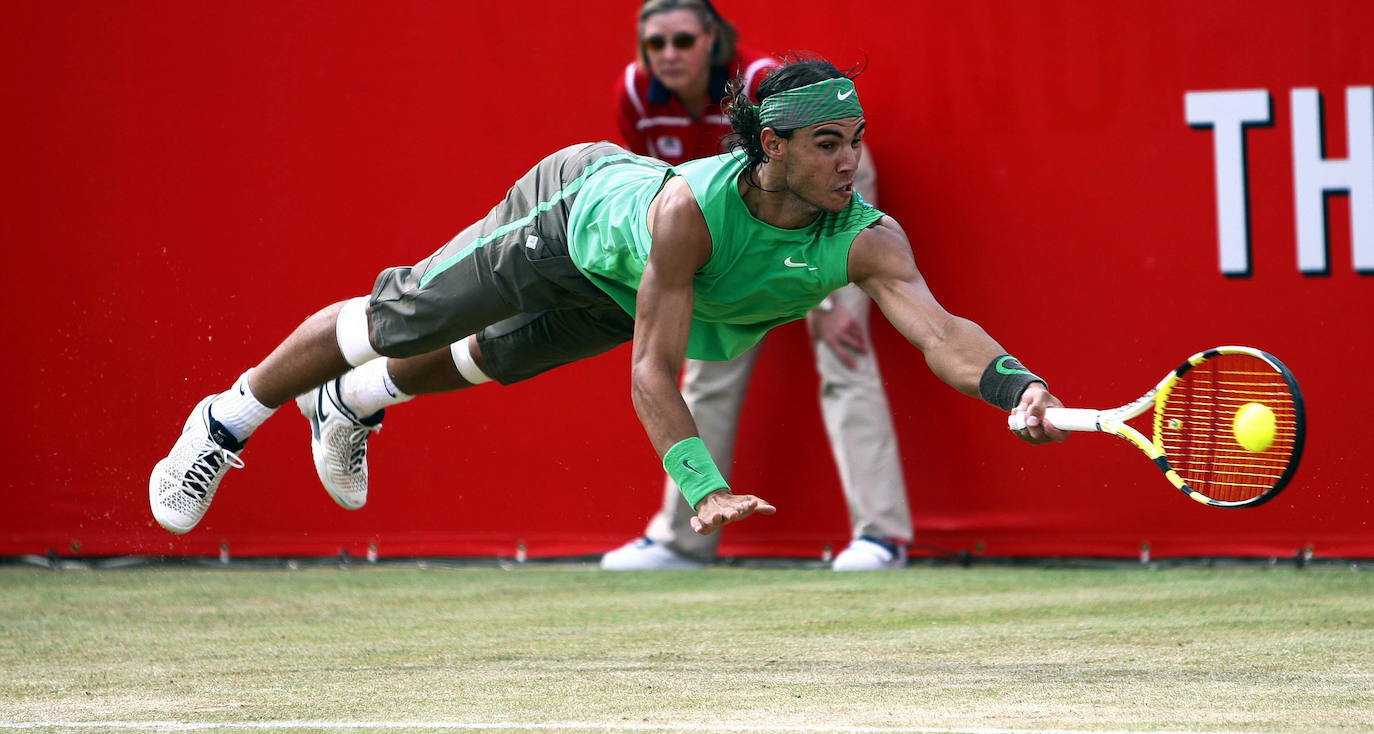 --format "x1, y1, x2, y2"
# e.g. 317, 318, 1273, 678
1, 562, 1371, 733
